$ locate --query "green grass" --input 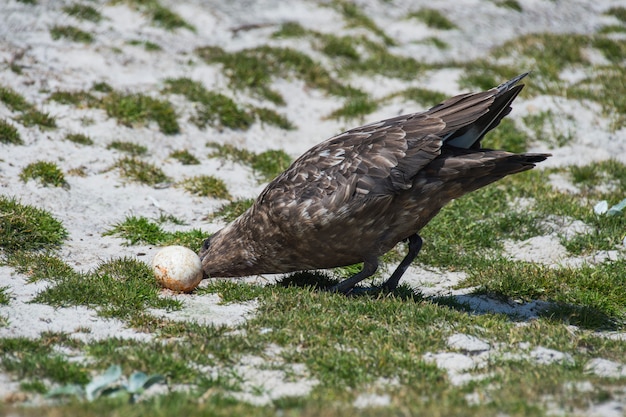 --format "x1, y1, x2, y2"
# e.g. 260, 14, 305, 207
272, 22, 308, 38
0, 119, 22, 144
0, 85, 33, 112
169, 149, 200, 165
332, 0, 395, 46
408, 8, 458, 30
127, 39, 162, 51
0, 196, 67, 252
605, 6, 626, 22
196, 45, 364, 104
65, 132, 94, 146
33, 257, 182, 321
48, 90, 97, 106
178, 175, 231, 199
50, 25, 94, 43
18, 109, 57, 129
112, 157, 170, 186
63, 3, 103, 22
0, 286, 10, 305
207, 142, 292, 181
103, 216, 206, 250
163, 78, 253, 130
208, 198, 254, 222
4, 251, 77, 283
326, 94, 378, 120
114, 0, 195, 32
20, 161, 68, 188
107, 141, 148, 156
103, 92, 179, 134
493, 0, 522, 12
522, 110, 574, 148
